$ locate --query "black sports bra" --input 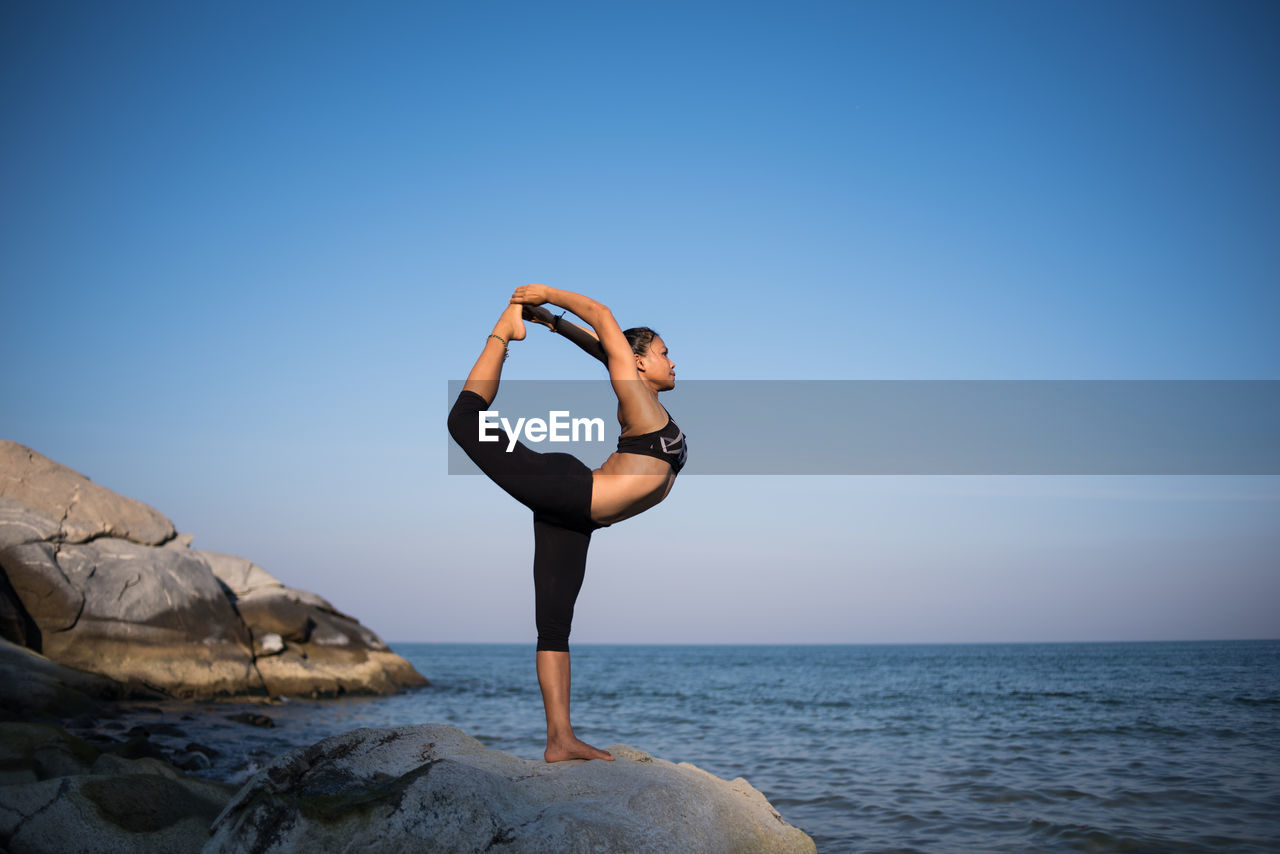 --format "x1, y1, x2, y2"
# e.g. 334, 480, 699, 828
616, 415, 687, 475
